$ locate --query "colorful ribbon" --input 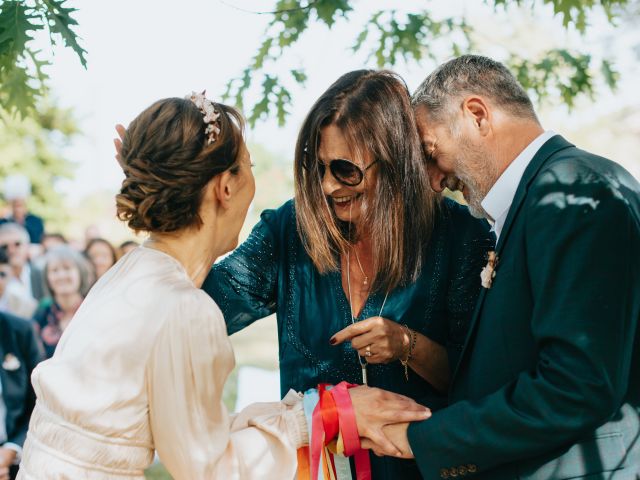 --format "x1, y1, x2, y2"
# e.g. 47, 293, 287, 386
298, 382, 371, 480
